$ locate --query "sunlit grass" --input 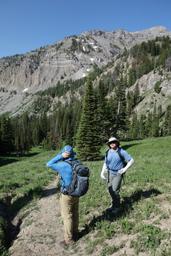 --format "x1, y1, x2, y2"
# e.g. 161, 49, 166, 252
0, 136, 171, 255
